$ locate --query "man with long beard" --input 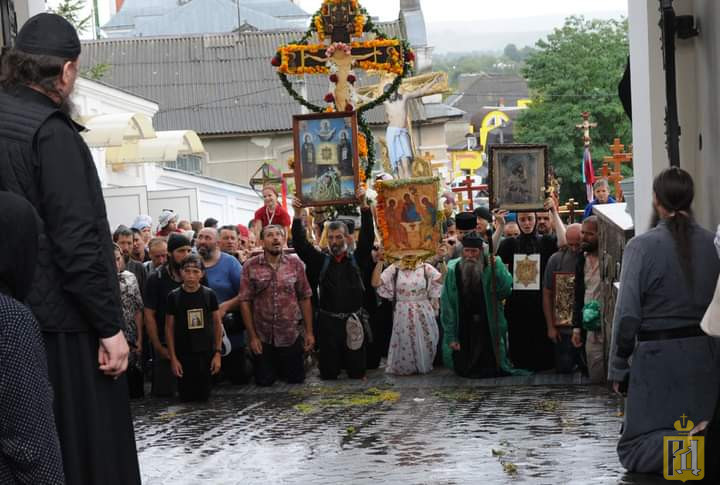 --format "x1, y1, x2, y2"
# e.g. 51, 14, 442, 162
440, 232, 530, 378
0, 14, 139, 483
